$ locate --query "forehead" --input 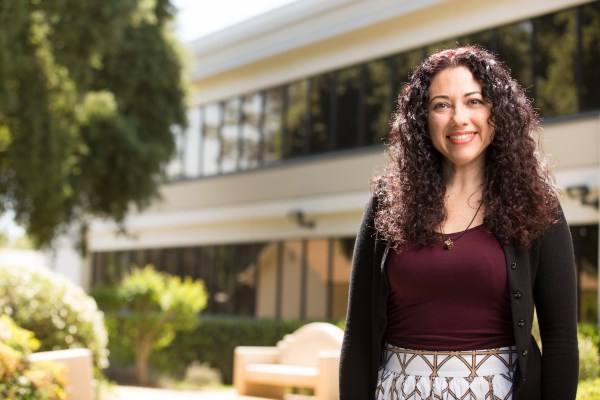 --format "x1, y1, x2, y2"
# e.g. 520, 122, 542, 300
428, 66, 481, 94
